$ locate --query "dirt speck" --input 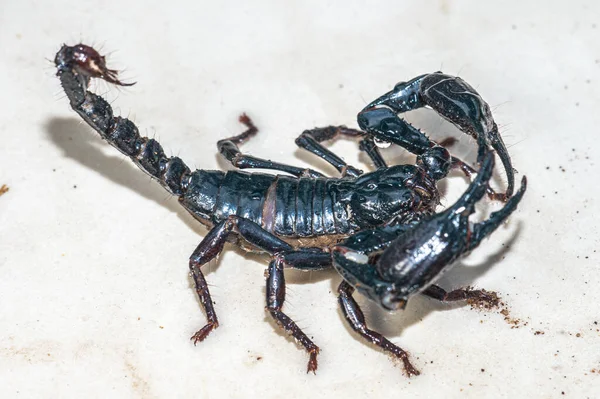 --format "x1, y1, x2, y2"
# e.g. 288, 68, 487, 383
534, 330, 545, 336
0, 185, 9, 196
499, 304, 525, 328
